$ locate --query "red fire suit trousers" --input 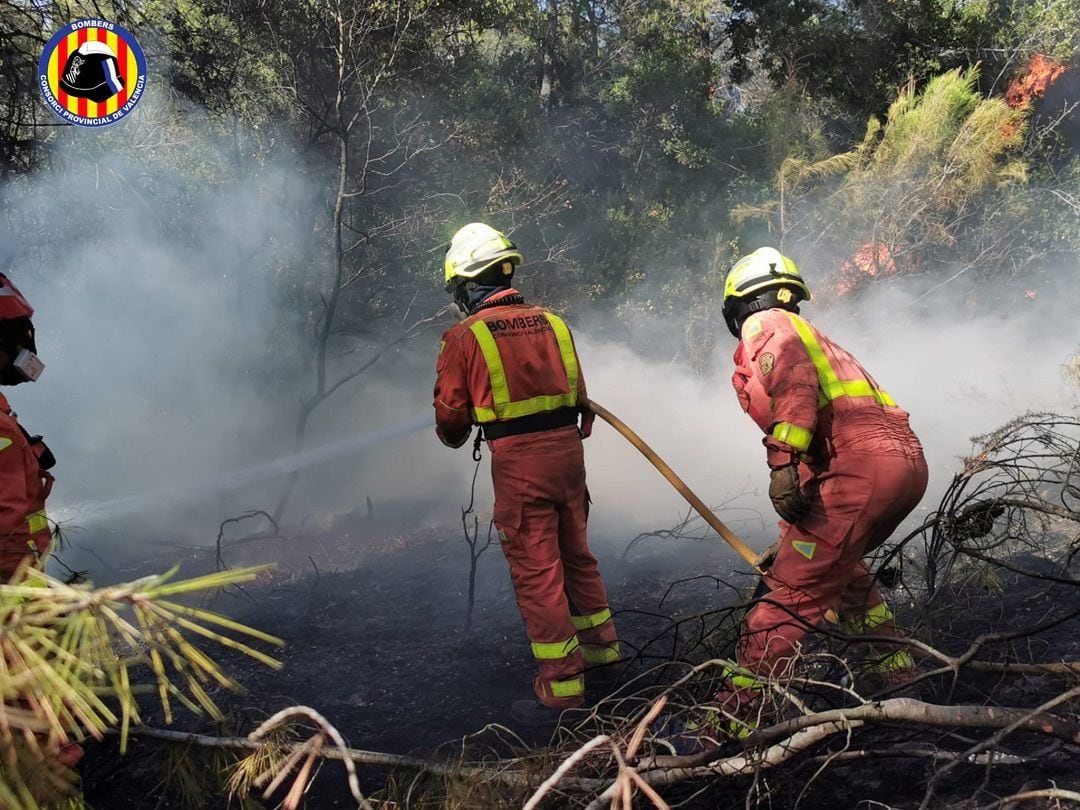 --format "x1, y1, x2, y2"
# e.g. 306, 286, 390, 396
739, 450, 929, 678
490, 425, 619, 709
